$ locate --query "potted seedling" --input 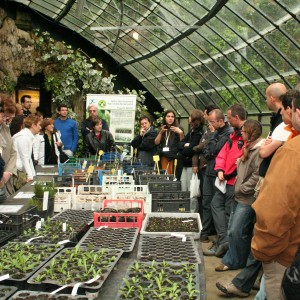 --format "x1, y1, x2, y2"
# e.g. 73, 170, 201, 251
30, 181, 57, 218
